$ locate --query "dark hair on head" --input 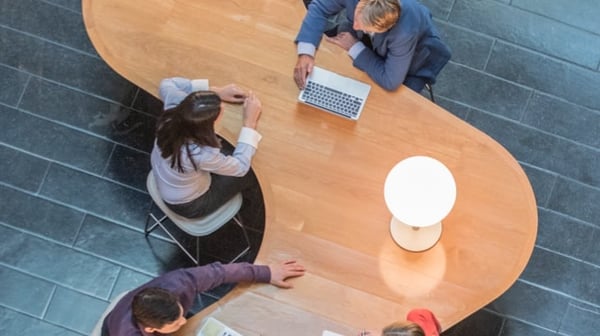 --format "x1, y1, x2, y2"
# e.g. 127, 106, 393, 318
382, 321, 425, 336
132, 287, 181, 328
156, 91, 222, 173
